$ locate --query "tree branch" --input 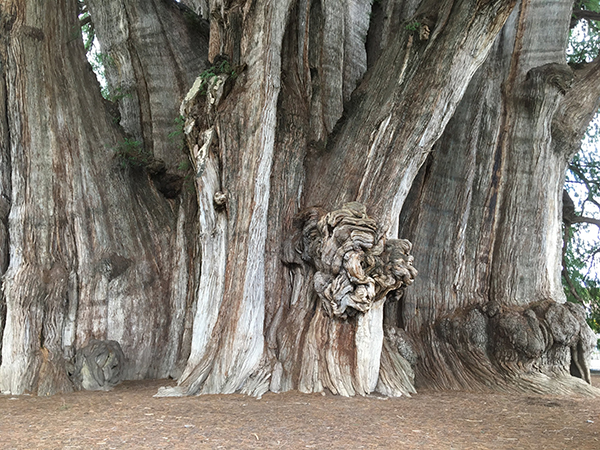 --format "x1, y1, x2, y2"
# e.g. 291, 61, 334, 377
572, 8, 600, 23
568, 162, 600, 210
570, 215, 600, 228
562, 265, 587, 304
552, 57, 600, 158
